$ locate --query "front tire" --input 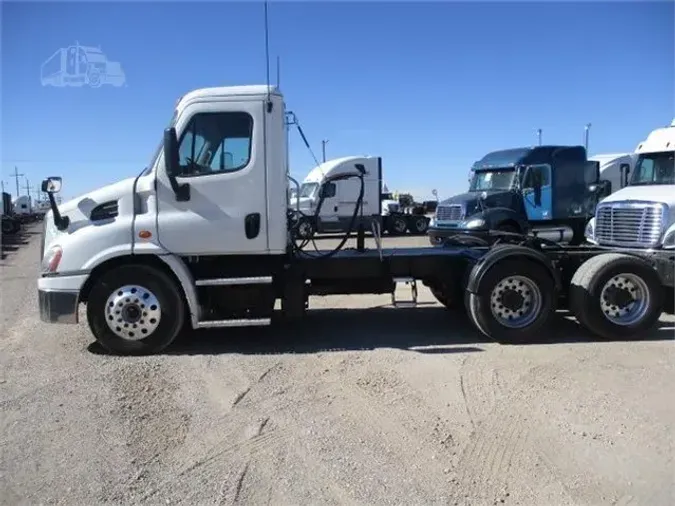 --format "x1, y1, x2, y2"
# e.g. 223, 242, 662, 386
466, 258, 555, 343
569, 253, 663, 339
86, 264, 185, 355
